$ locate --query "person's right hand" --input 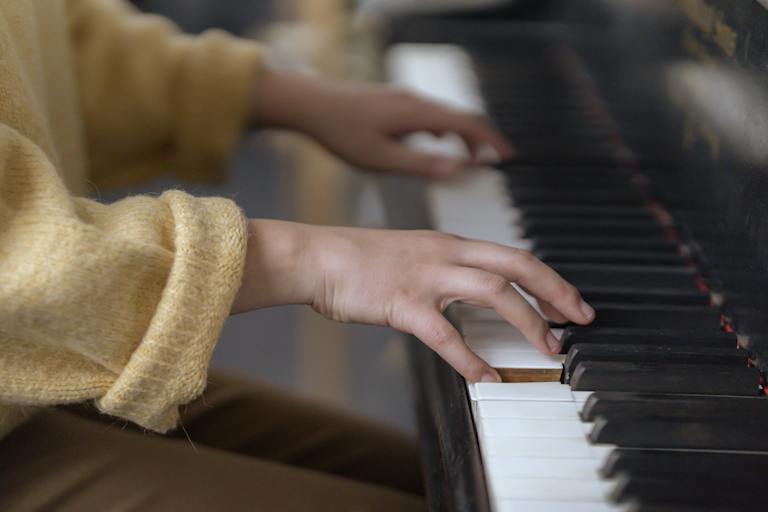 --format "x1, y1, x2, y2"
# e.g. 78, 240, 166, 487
232, 220, 595, 383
